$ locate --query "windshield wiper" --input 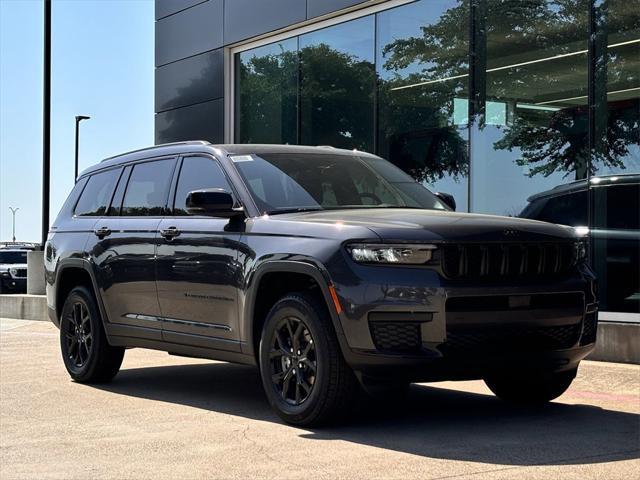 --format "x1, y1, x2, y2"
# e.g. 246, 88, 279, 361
266, 206, 324, 215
